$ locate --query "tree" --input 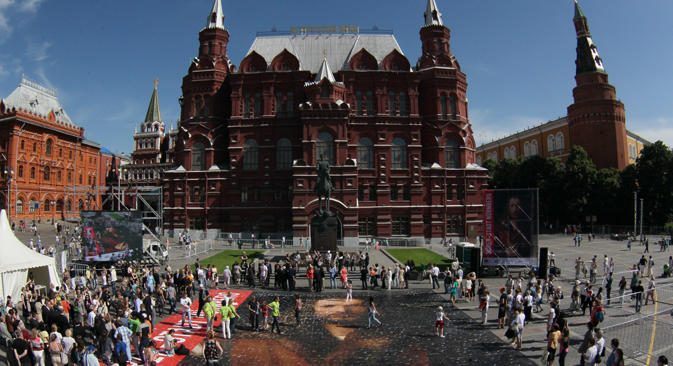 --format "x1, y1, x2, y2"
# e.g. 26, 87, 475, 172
635, 141, 673, 226
562, 146, 597, 223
